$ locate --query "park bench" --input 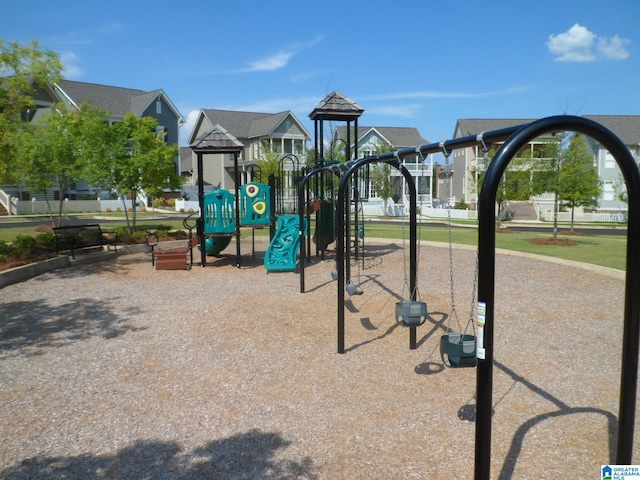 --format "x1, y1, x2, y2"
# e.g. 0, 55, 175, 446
152, 235, 200, 270
53, 223, 117, 259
